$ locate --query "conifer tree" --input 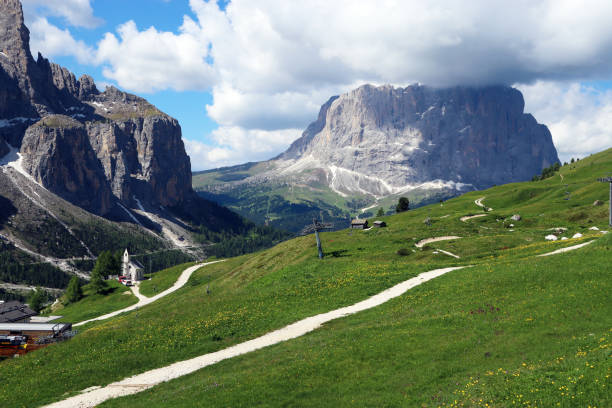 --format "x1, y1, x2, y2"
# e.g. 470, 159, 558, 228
65, 276, 82, 304
28, 287, 46, 312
